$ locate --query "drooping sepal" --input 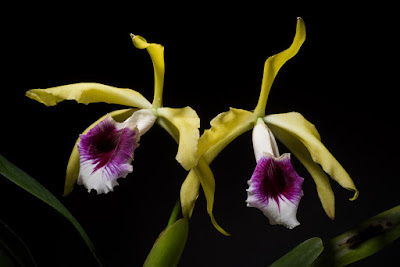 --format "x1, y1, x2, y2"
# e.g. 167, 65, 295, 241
77, 114, 140, 194
157, 107, 200, 170
264, 112, 358, 219
246, 153, 304, 229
